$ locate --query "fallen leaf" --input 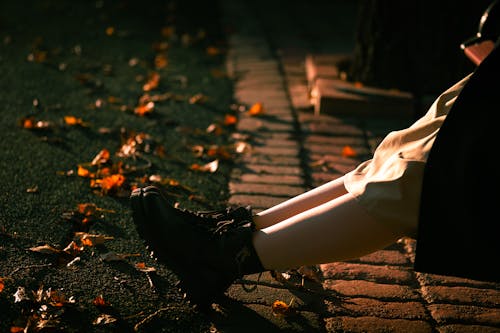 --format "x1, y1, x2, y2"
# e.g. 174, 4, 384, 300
154, 53, 168, 69
29, 244, 62, 255
206, 123, 223, 135
77, 165, 92, 177
100, 252, 140, 262
271, 300, 289, 317
341, 145, 357, 158
93, 313, 117, 326
206, 46, 221, 56
10, 327, 24, 333
91, 148, 110, 165
189, 93, 205, 104
13, 286, 30, 303
0, 278, 4, 293
143, 72, 160, 91
190, 159, 219, 173
234, 141, 251, 154
134, 101, 155, 116
99, 174, 126, 194
26, 185, 39, 193
224, 114, 237, 126
75, 232, 114, 246
135, 262, 156, 273
248, 102, 264, 116
105, 26, 115, 36
93, 295, 109, 307
64, 115, 88, 127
